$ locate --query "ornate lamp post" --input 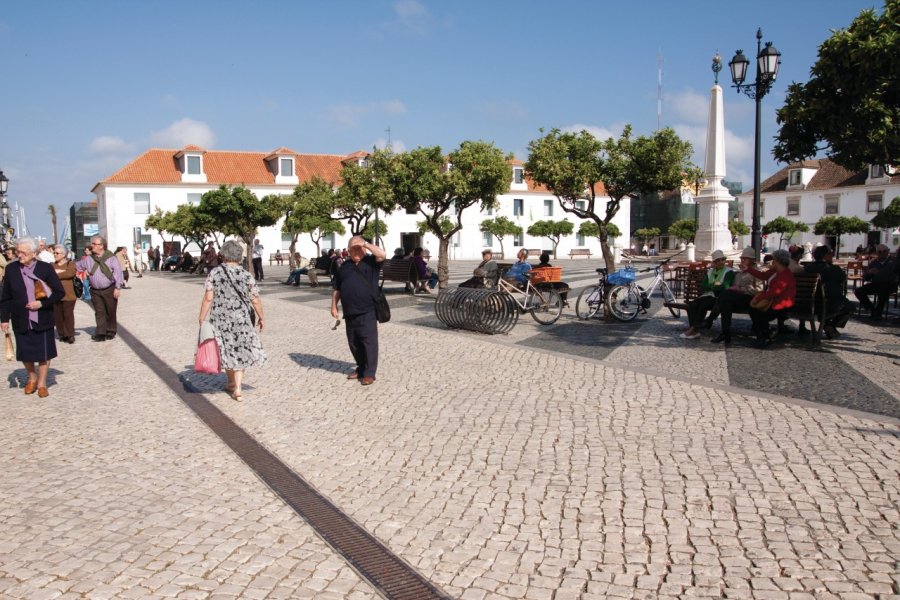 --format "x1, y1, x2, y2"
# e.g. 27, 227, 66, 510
0, 171, 10, 246
729, 29, 781, 255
